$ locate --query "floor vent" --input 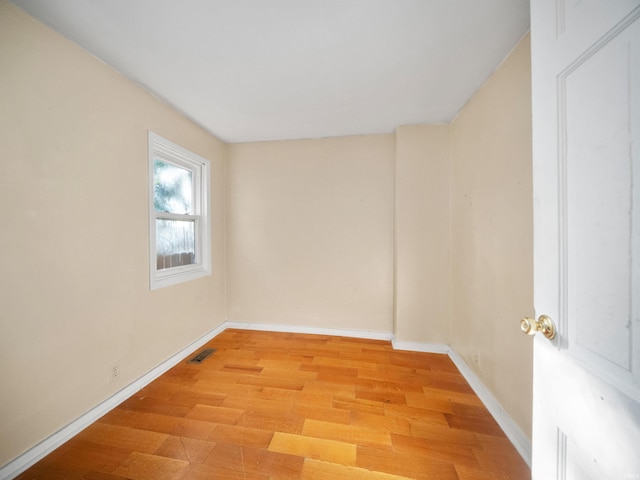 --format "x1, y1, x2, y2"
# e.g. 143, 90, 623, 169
187, 348, 216, 364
